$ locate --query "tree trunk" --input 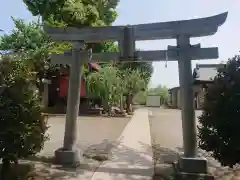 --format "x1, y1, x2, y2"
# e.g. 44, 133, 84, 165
103, 100, 111, 115
1, 159, 11, 180
126, 94, 133, 114
126, 95, 130, 114
129, 94, 134, 113
120, 96, 124, 113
